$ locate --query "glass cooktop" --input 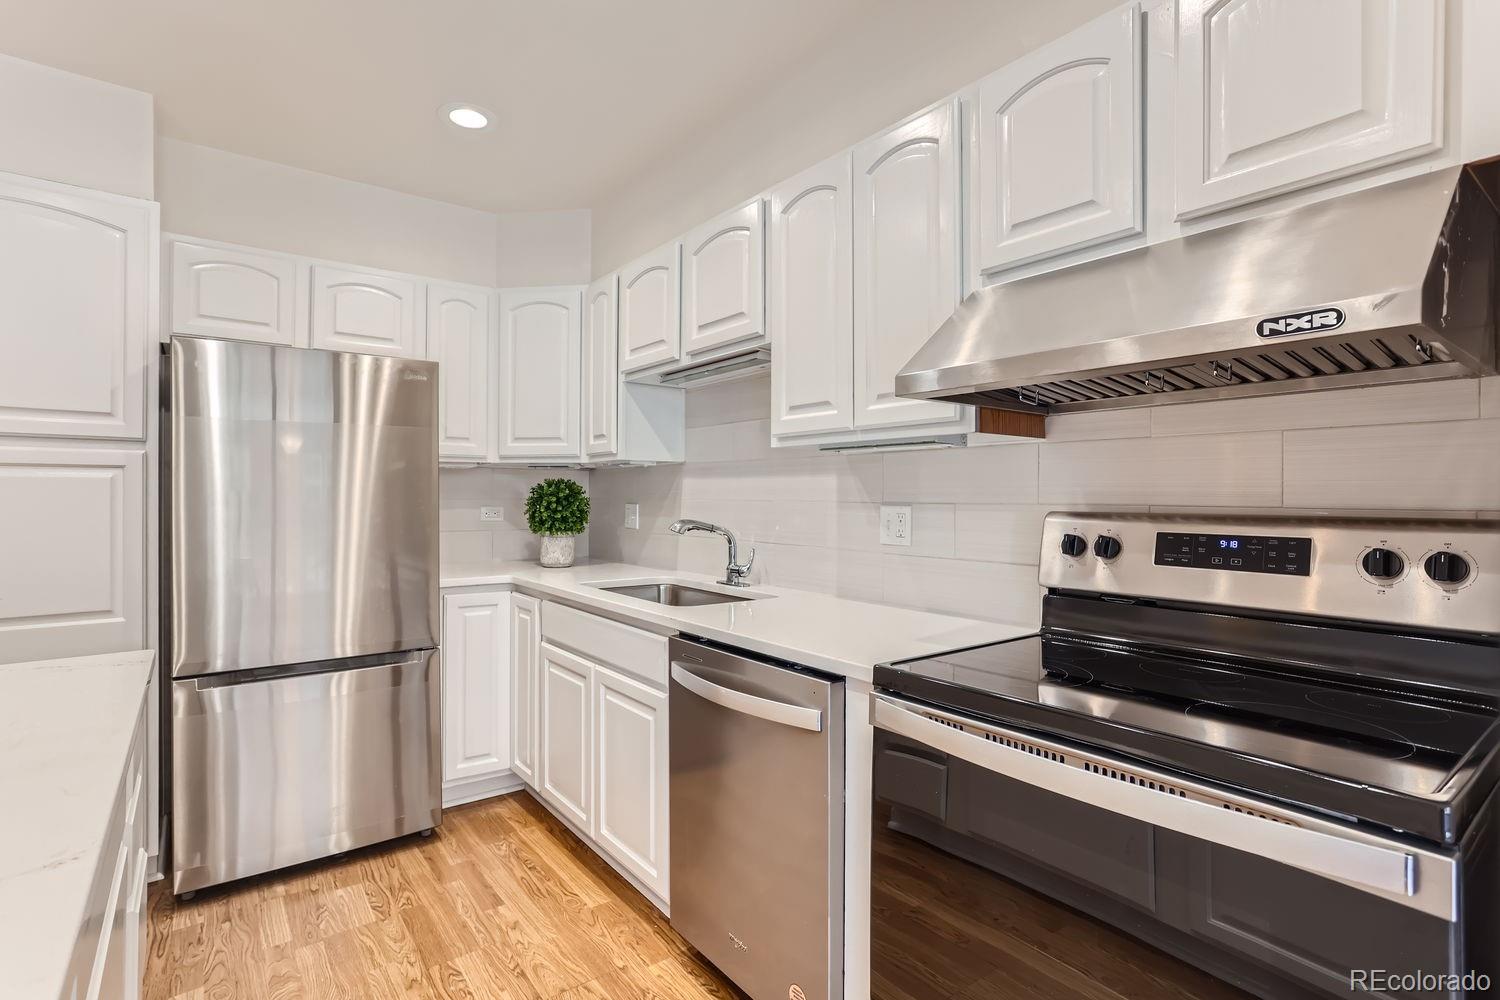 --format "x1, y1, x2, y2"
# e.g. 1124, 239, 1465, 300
877, 633, 1500, 843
